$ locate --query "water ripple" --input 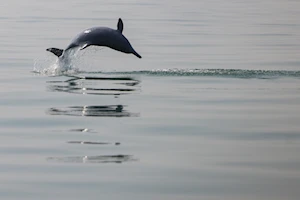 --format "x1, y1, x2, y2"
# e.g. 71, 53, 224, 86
93, 69, 300, 79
